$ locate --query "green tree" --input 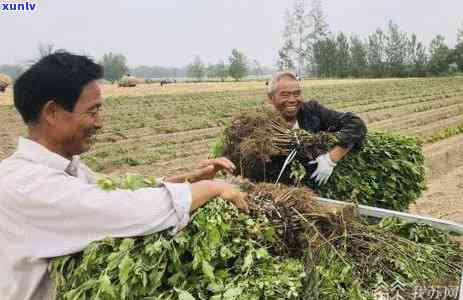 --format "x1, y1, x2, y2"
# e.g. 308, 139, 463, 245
428, 35, 451, 75
335, 32, 351, 77
228, 49, 248, 81
214, 60, 229, 81
404, 34, 417, 76
350, 36, 367, 77
186, 56, 206, 81
277, 39, 296, 70
457, 21, 463, 44
277, 9, 299, 72
278, 0, 329, 76
413, 41, 428, 77
312, 36, 337, 77
251, 59, 264, 77
449, 42, 463, 72
205, 64, 216, 79
307, 0, 330, 75
293, 0, 311, 76
384, 21, 408, 77
367, 29, 386, 77
100, 53, 129, 82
